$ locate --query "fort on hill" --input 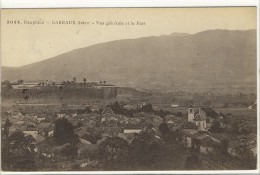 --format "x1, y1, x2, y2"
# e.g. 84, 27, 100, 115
1, 80, 118, 104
